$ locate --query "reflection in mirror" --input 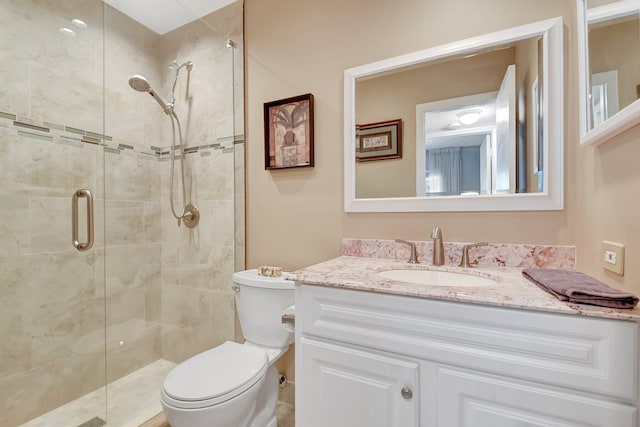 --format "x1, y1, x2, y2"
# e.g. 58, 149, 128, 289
345, 18, 563, 212
356, 38, 544, 199
578, 0, 640, 145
